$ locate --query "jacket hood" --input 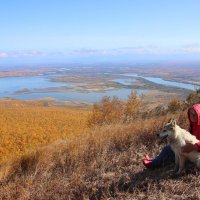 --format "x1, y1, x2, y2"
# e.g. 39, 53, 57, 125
188, 104, 200, 125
